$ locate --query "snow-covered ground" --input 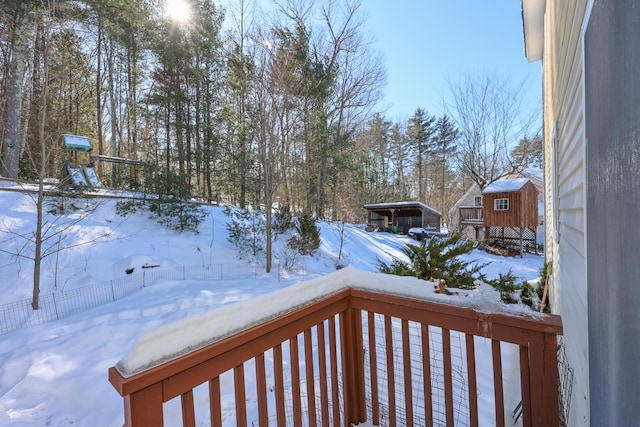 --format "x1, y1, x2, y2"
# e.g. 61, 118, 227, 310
0, 184, 544, 426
